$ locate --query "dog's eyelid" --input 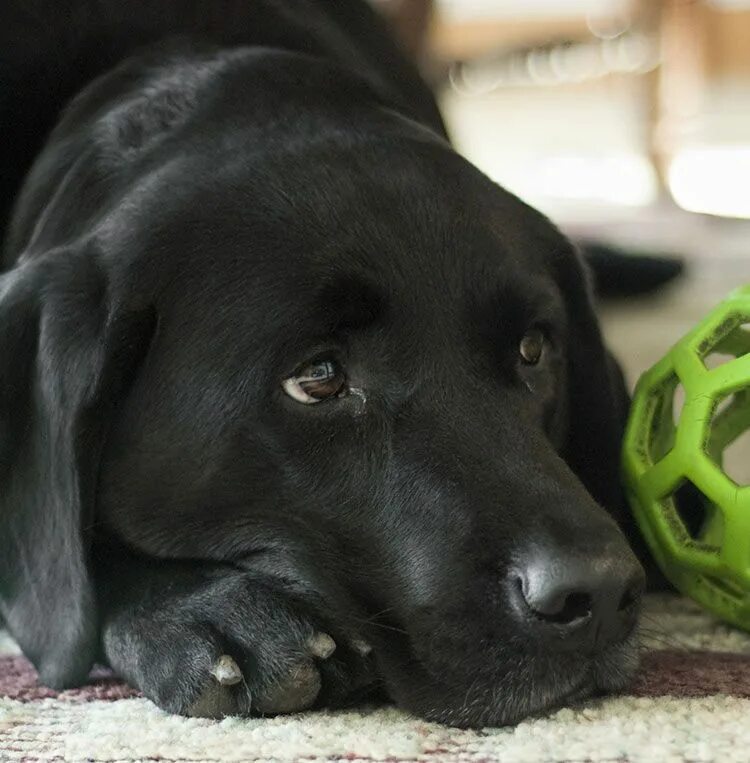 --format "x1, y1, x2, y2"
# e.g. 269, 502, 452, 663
519, 328, 545, 365
526, 317, 563, 349
517, 286, 565, 335
282, 357, 347, 404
